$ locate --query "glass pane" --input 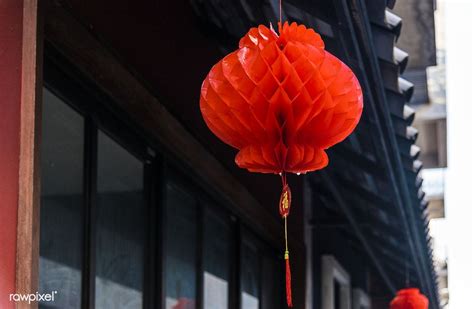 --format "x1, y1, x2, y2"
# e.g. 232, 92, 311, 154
164, 180, 197, 309
203, 209, 231, 309
241, 237, 260, 309
40, 88, 84, 308
95, 131, 145, 309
